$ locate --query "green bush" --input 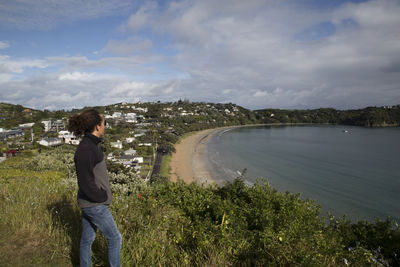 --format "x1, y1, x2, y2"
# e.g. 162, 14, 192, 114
1, 151, 399, 266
